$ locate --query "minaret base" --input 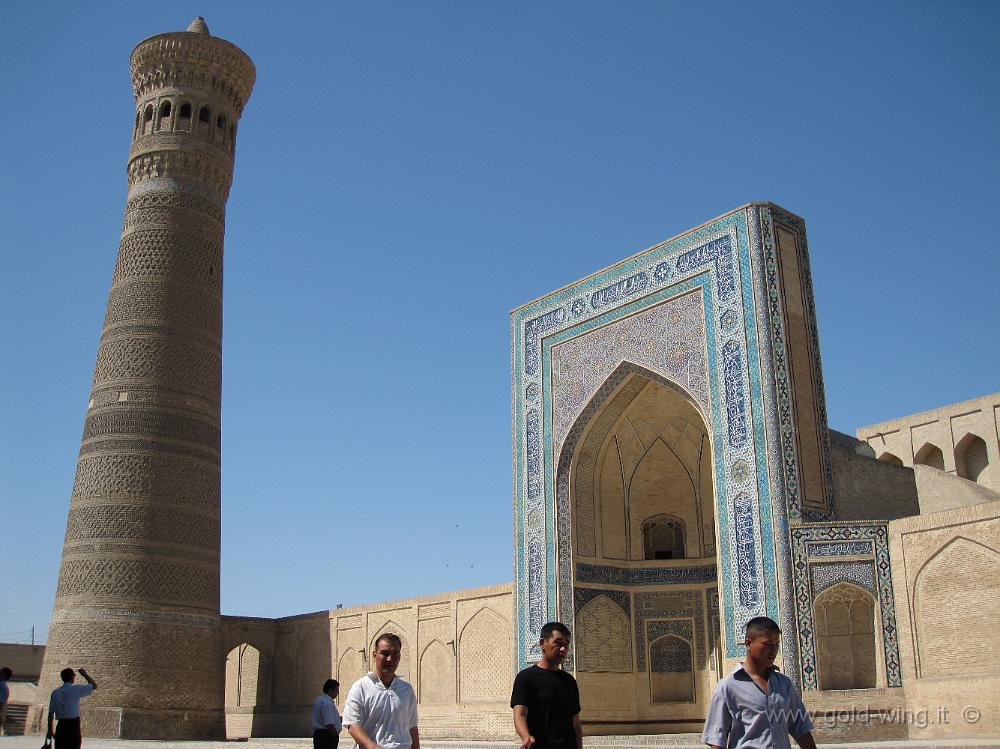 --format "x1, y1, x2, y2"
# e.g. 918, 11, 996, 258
26, 706, 225, 740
